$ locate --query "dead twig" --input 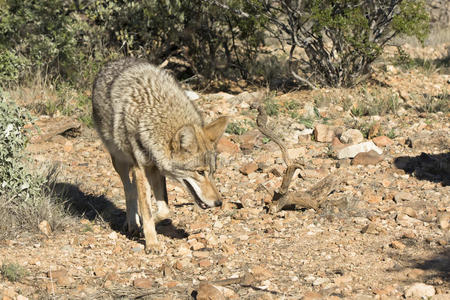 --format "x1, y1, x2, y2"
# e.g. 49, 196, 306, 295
254, 103, 341, 213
